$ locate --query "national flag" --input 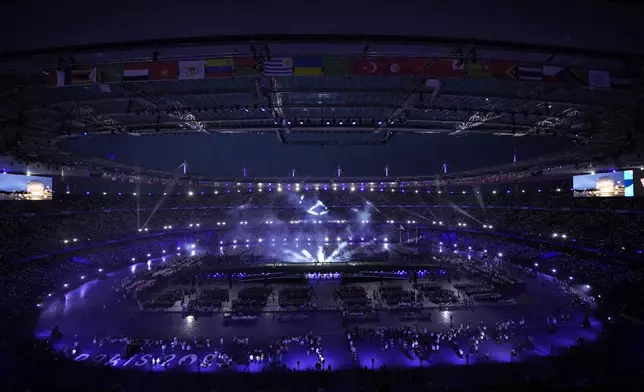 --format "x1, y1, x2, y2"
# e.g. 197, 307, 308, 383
233, 57, 263, 76
205, 58, 234, 78
47, 68, 70, 87
151, 61, 178, 81
567, 67, 589, 85
486, 61, 518, 80
399, 224, 406, 231
71, 67, 97, 84
610, 76, 633, 90
542, 66, 587, 85
411, 58, 466, 78
508, 64, 543, 82
263, 57, 293, 76
467, 60, 525, 79
467, 62, 492, 78
609, 70, 636, 90
98, 64, 124, 83
379, 58, 413, 76
353, 59, 385, 76
588, 69, 610, 88
294, 57, 323, 76
542, 66, 571, 84
179, 61, 205, 79
354, 59, 383, 76
323, 58, 353, 76
122, 63, 150, 82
